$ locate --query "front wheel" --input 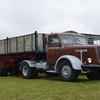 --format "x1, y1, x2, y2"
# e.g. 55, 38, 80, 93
86, 71, 100, 80
21, 62, 38, 79
58, 61, 79, 82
